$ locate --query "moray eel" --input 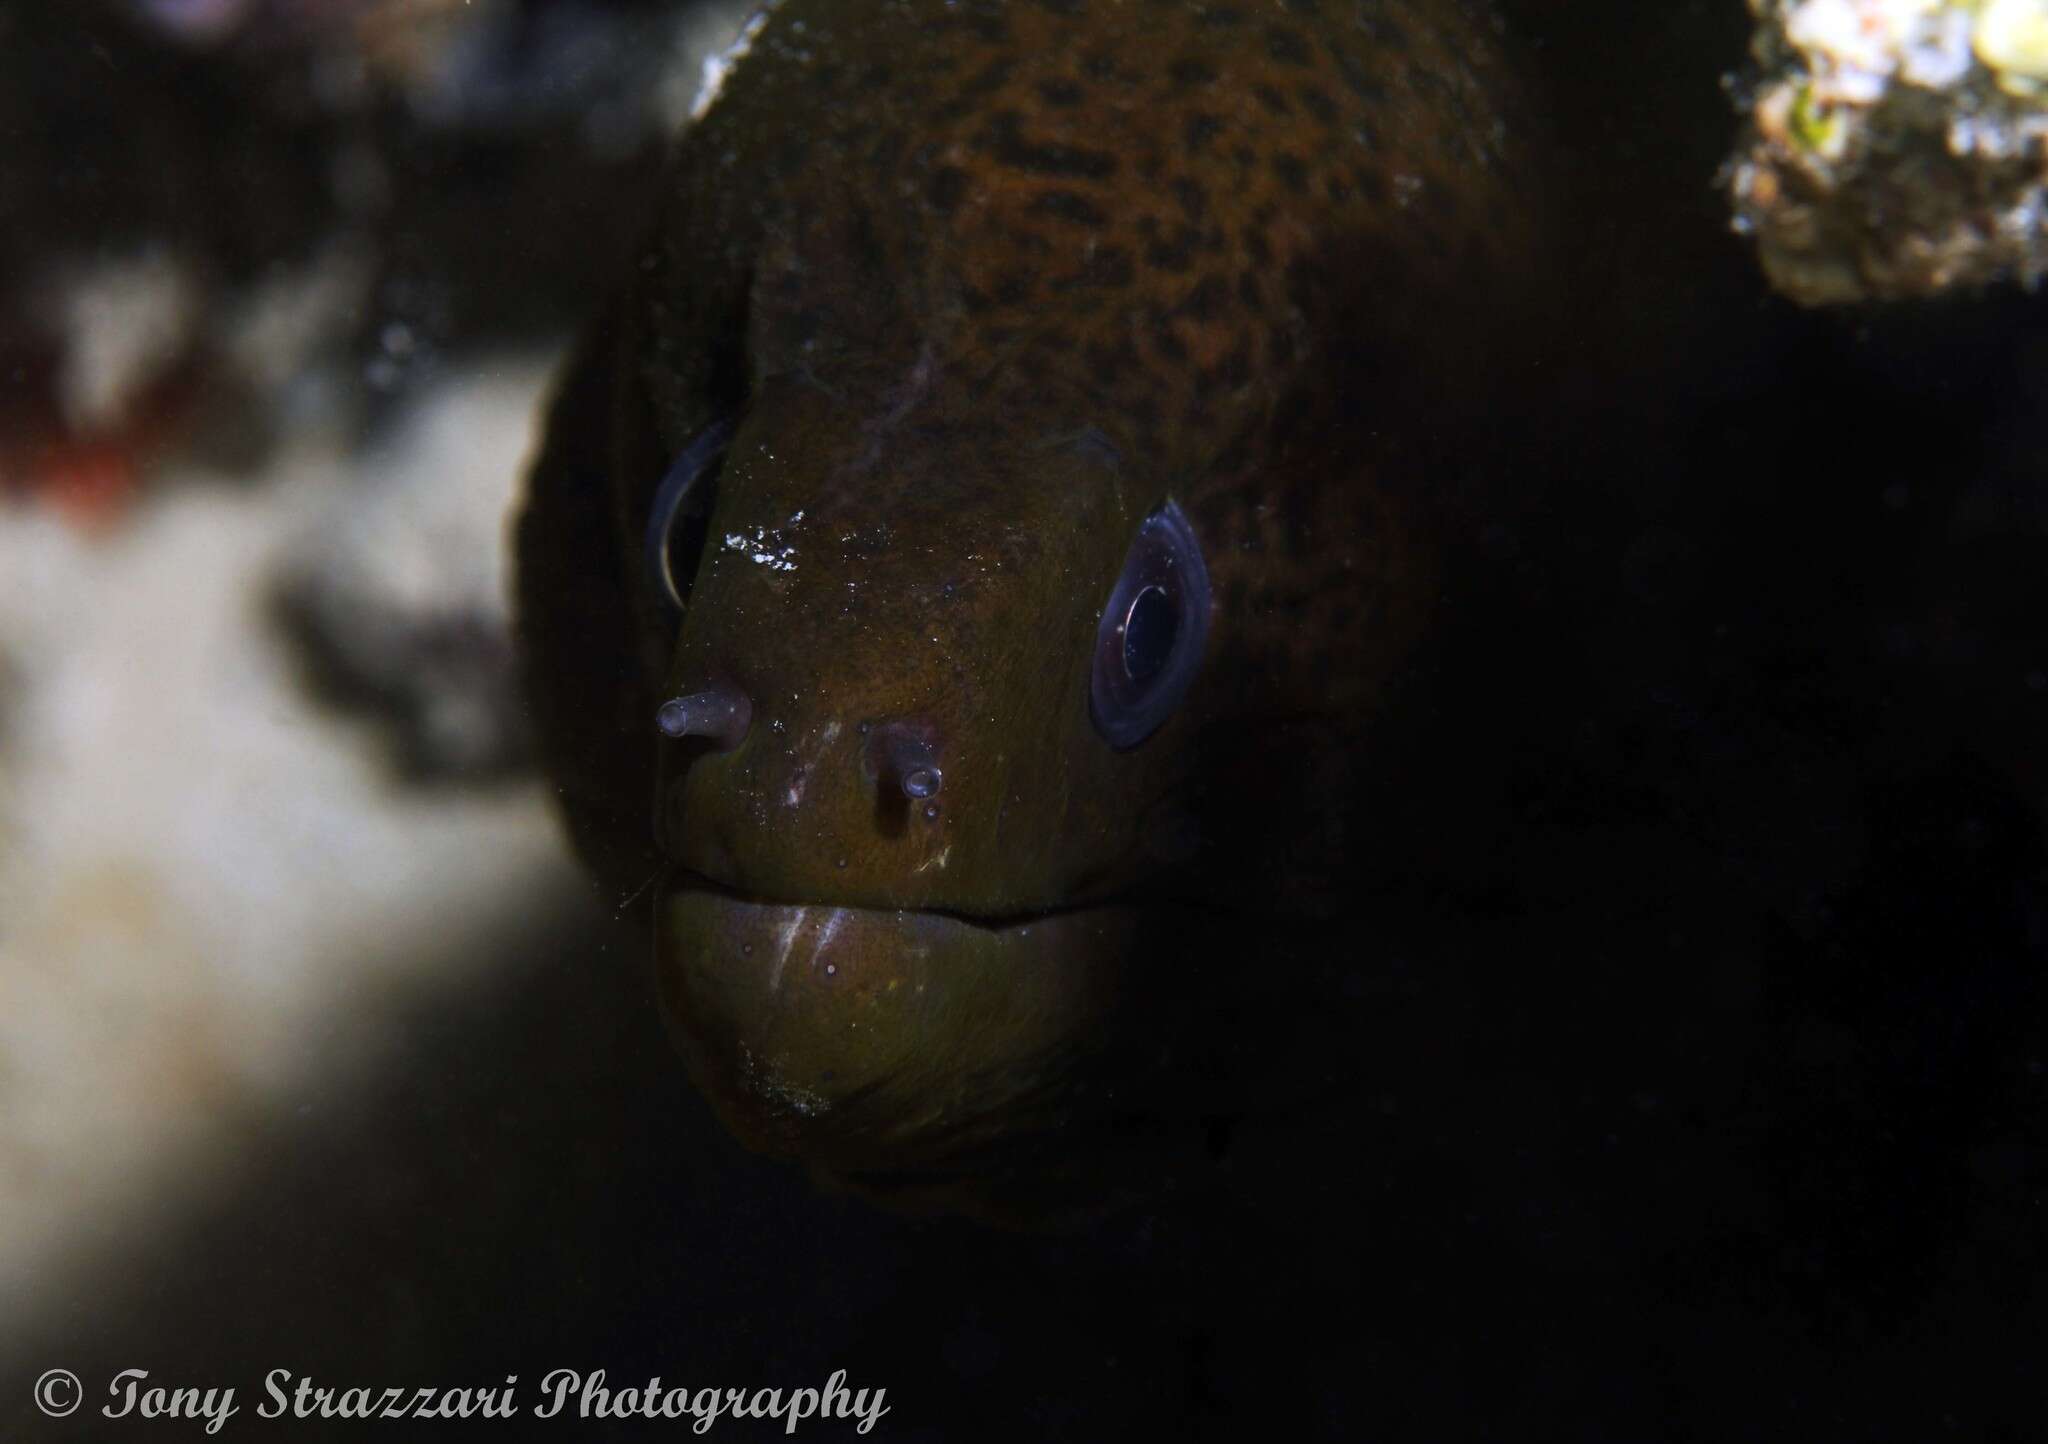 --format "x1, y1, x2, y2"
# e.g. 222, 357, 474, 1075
517, 0, 1560, 1213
